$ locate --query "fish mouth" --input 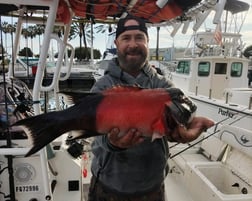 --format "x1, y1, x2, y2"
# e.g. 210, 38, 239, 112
165, 88, 197, 130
